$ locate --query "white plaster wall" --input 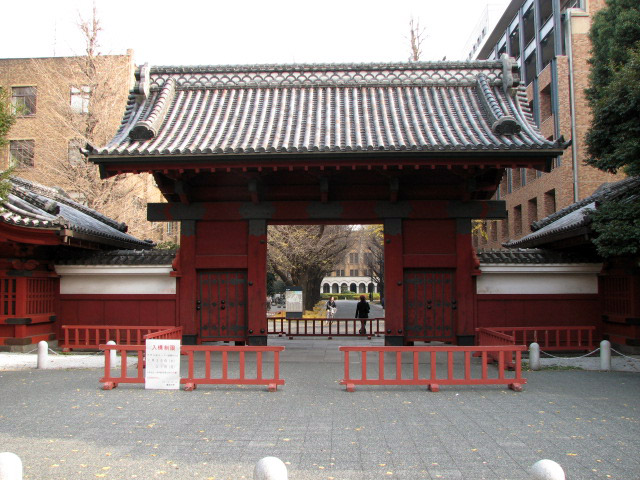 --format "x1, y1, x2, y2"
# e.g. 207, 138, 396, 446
476, 264, 602, 295
55, 265, 176, 295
